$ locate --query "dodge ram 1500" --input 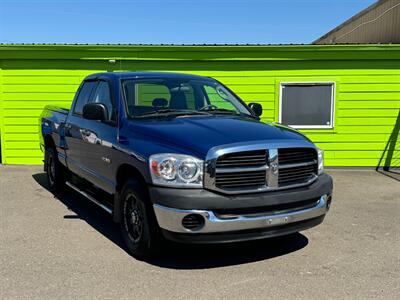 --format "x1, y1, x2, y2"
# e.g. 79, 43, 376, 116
40, 72, 333, 257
